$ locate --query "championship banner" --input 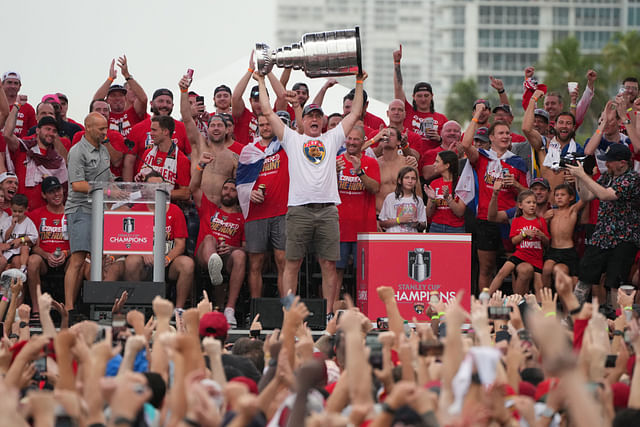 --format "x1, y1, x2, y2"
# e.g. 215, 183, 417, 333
103, 211, 155, 255
357, 233, 471, 321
